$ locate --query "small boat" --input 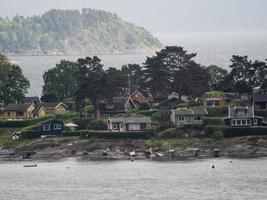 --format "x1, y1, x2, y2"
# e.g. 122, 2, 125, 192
23, 164, 37, 168
129, 151, 136, 156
